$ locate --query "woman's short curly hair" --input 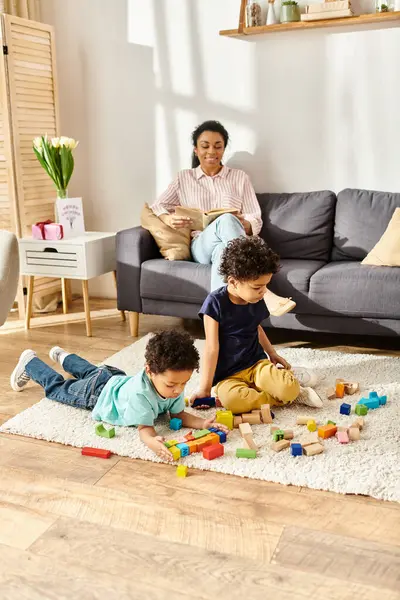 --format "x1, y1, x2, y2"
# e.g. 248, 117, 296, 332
144, 330, 200, 374
219, 237, 280, 282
